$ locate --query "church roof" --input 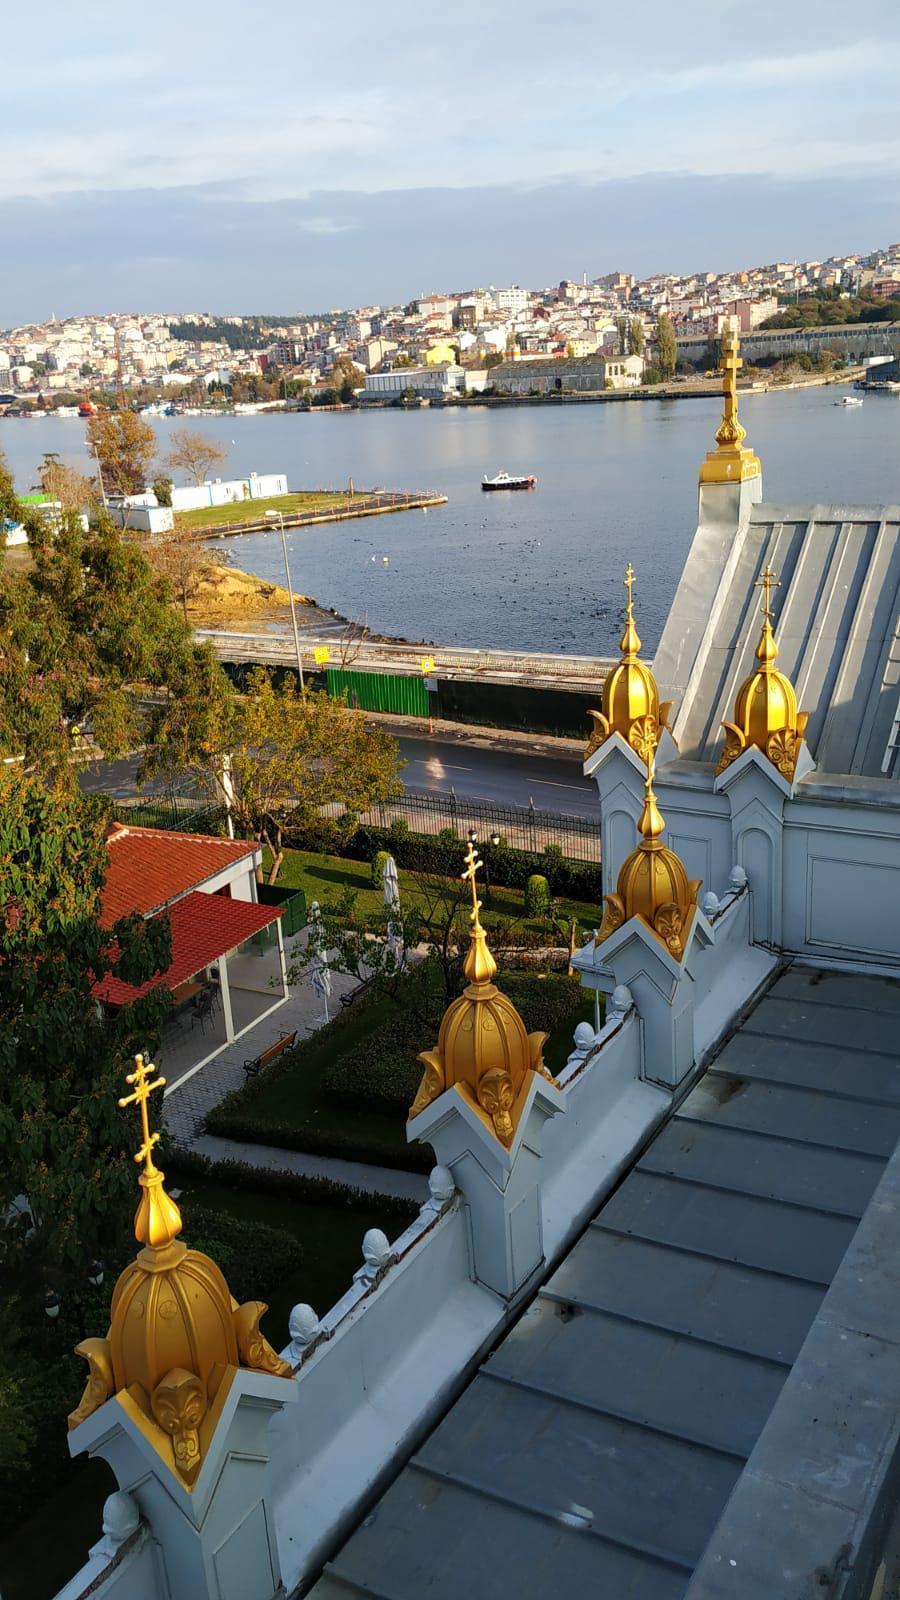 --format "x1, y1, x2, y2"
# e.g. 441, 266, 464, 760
672, 503, 900, 778
307, 967, 900, 1599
